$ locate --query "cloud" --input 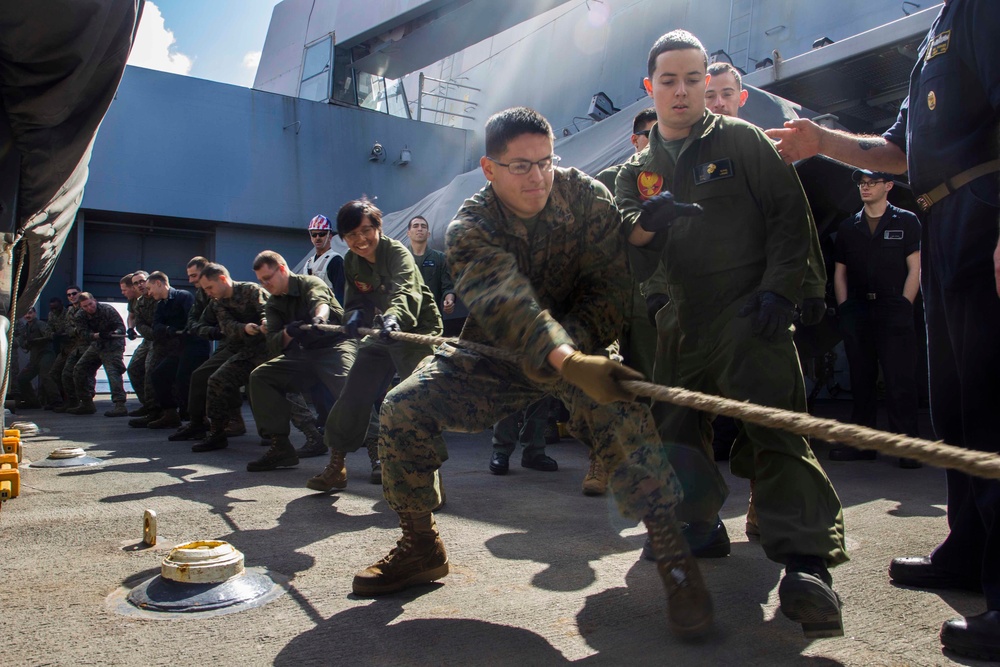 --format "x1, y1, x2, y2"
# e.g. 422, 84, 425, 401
243, 51, 262, 71
127, 2, 193, 75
